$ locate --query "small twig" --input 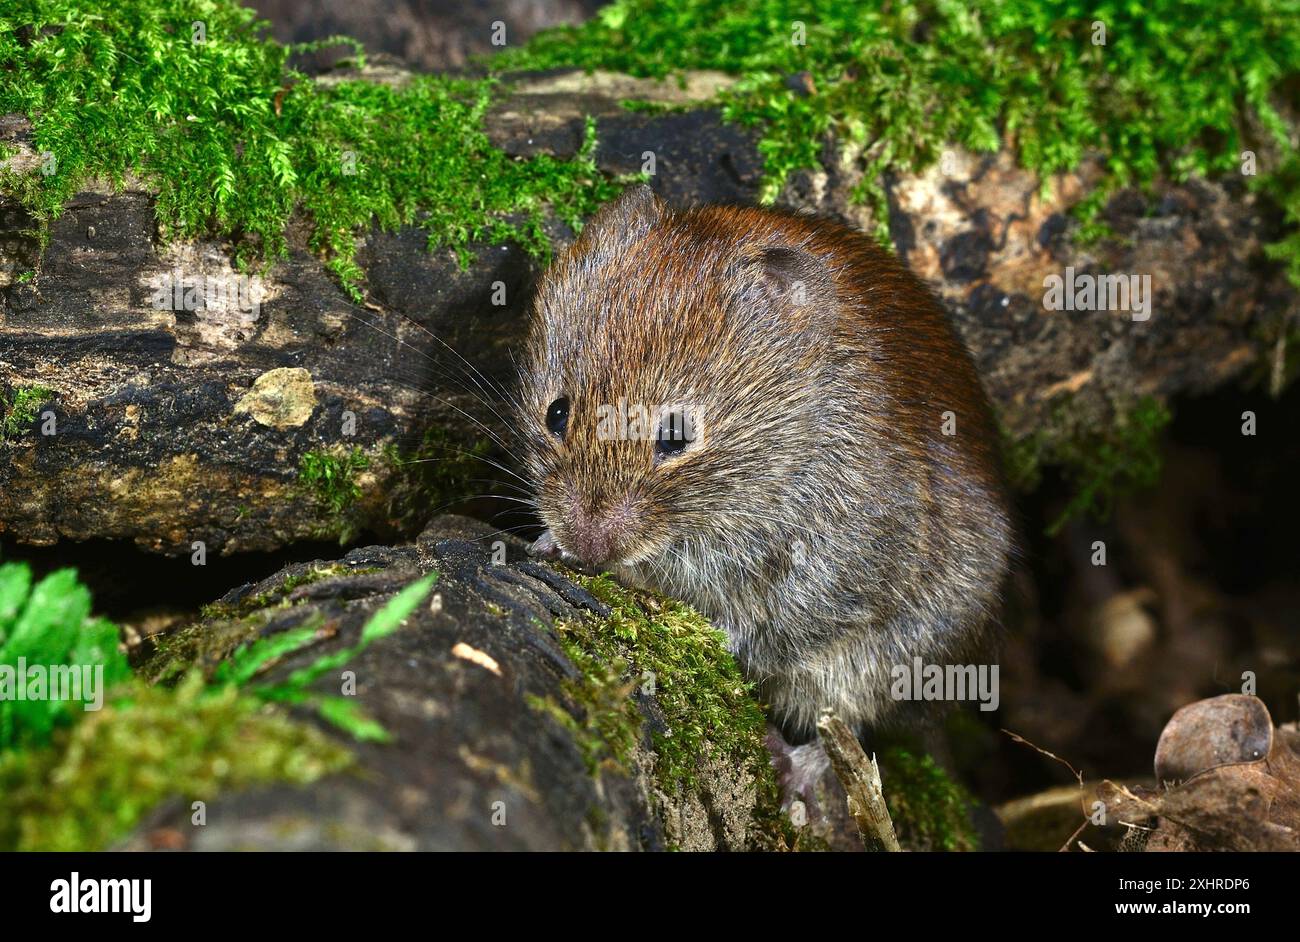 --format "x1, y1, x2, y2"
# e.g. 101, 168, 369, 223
1002, 728, 1093, 851
1059, 817, 1089, 852
1270, 305, 1298, 398
1109, 781, 1167, 820
816, 709, 901, 852
1002, 728, 1084, 788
